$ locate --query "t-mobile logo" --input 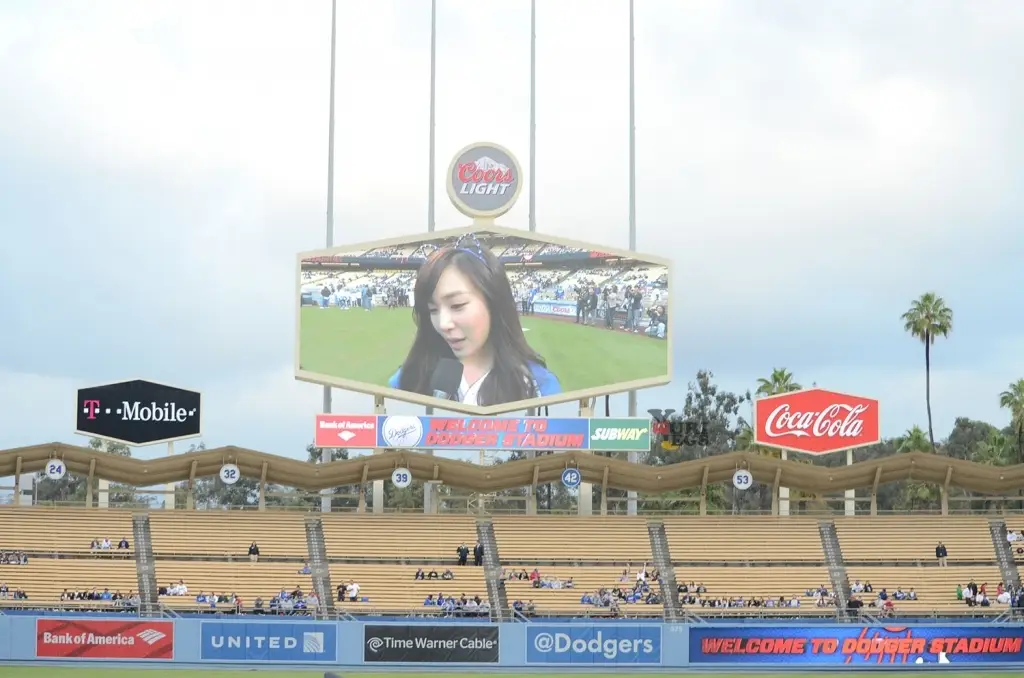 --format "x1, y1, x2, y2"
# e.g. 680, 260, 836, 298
83, 400, 102, 419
